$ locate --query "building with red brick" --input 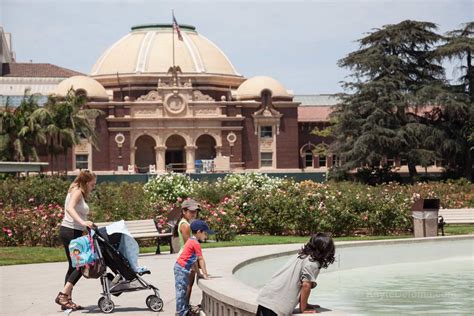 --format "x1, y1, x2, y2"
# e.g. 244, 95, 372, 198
41, 24, 340, 174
